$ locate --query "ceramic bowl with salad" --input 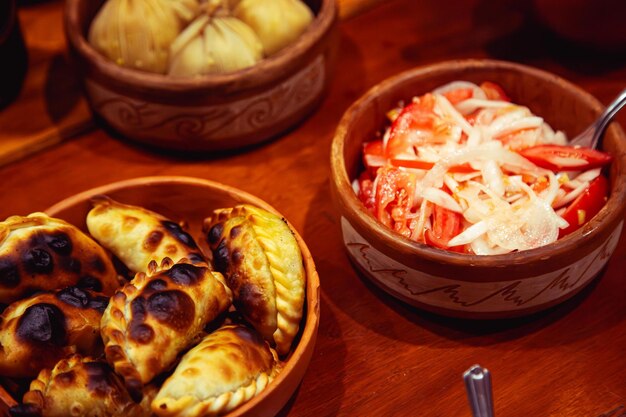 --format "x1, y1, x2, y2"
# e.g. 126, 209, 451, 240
330, 59, 626, 319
